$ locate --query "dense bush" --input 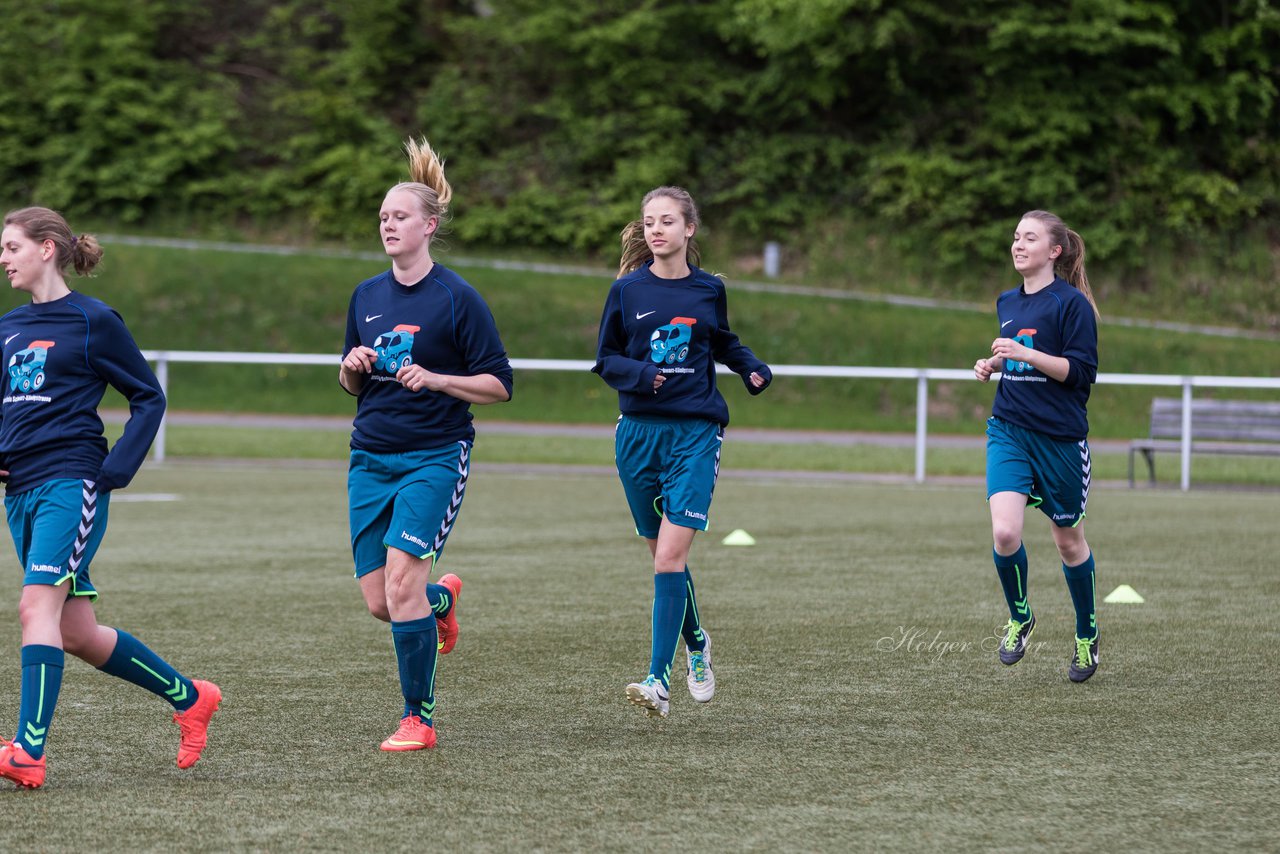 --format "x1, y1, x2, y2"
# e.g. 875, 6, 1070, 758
1, 0, 1275, 269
